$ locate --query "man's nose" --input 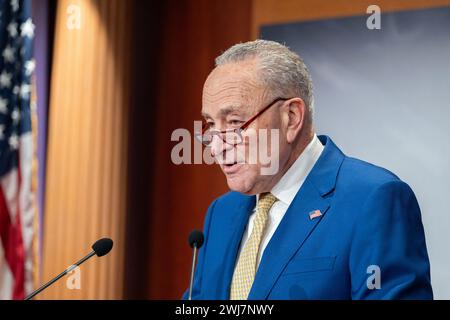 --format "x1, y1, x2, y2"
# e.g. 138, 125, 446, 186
210, 134, 233, 158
